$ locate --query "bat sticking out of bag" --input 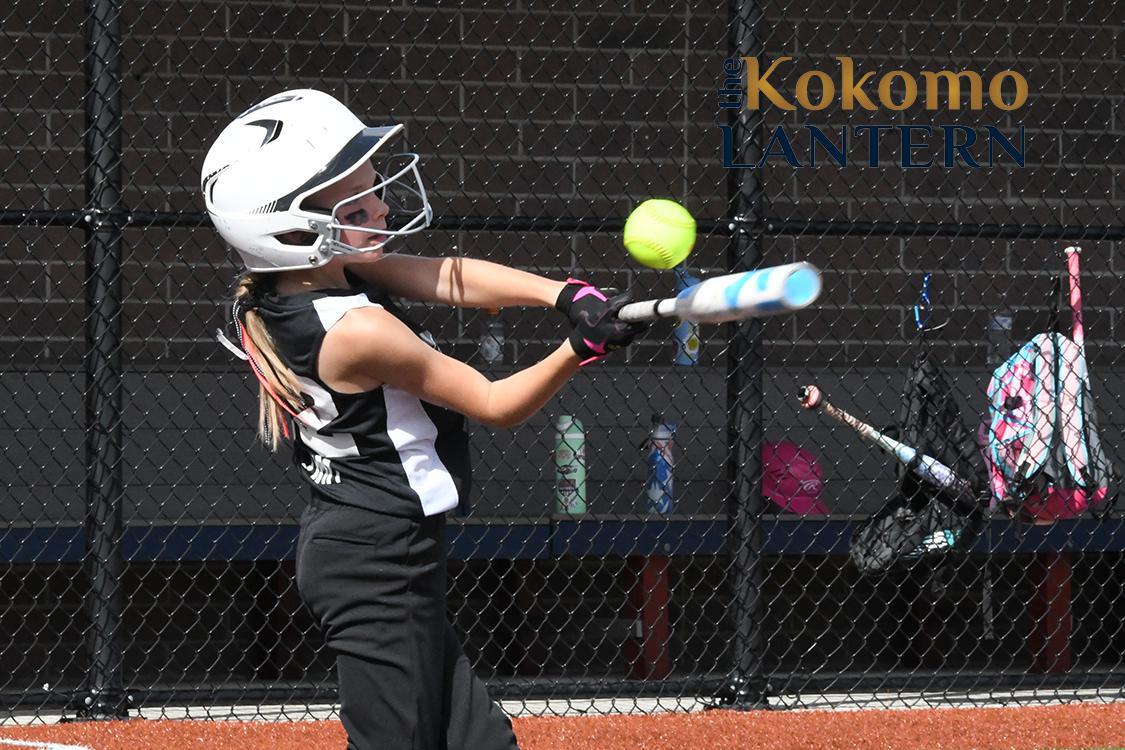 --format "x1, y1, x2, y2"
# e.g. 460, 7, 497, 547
799, 384, 974, 496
